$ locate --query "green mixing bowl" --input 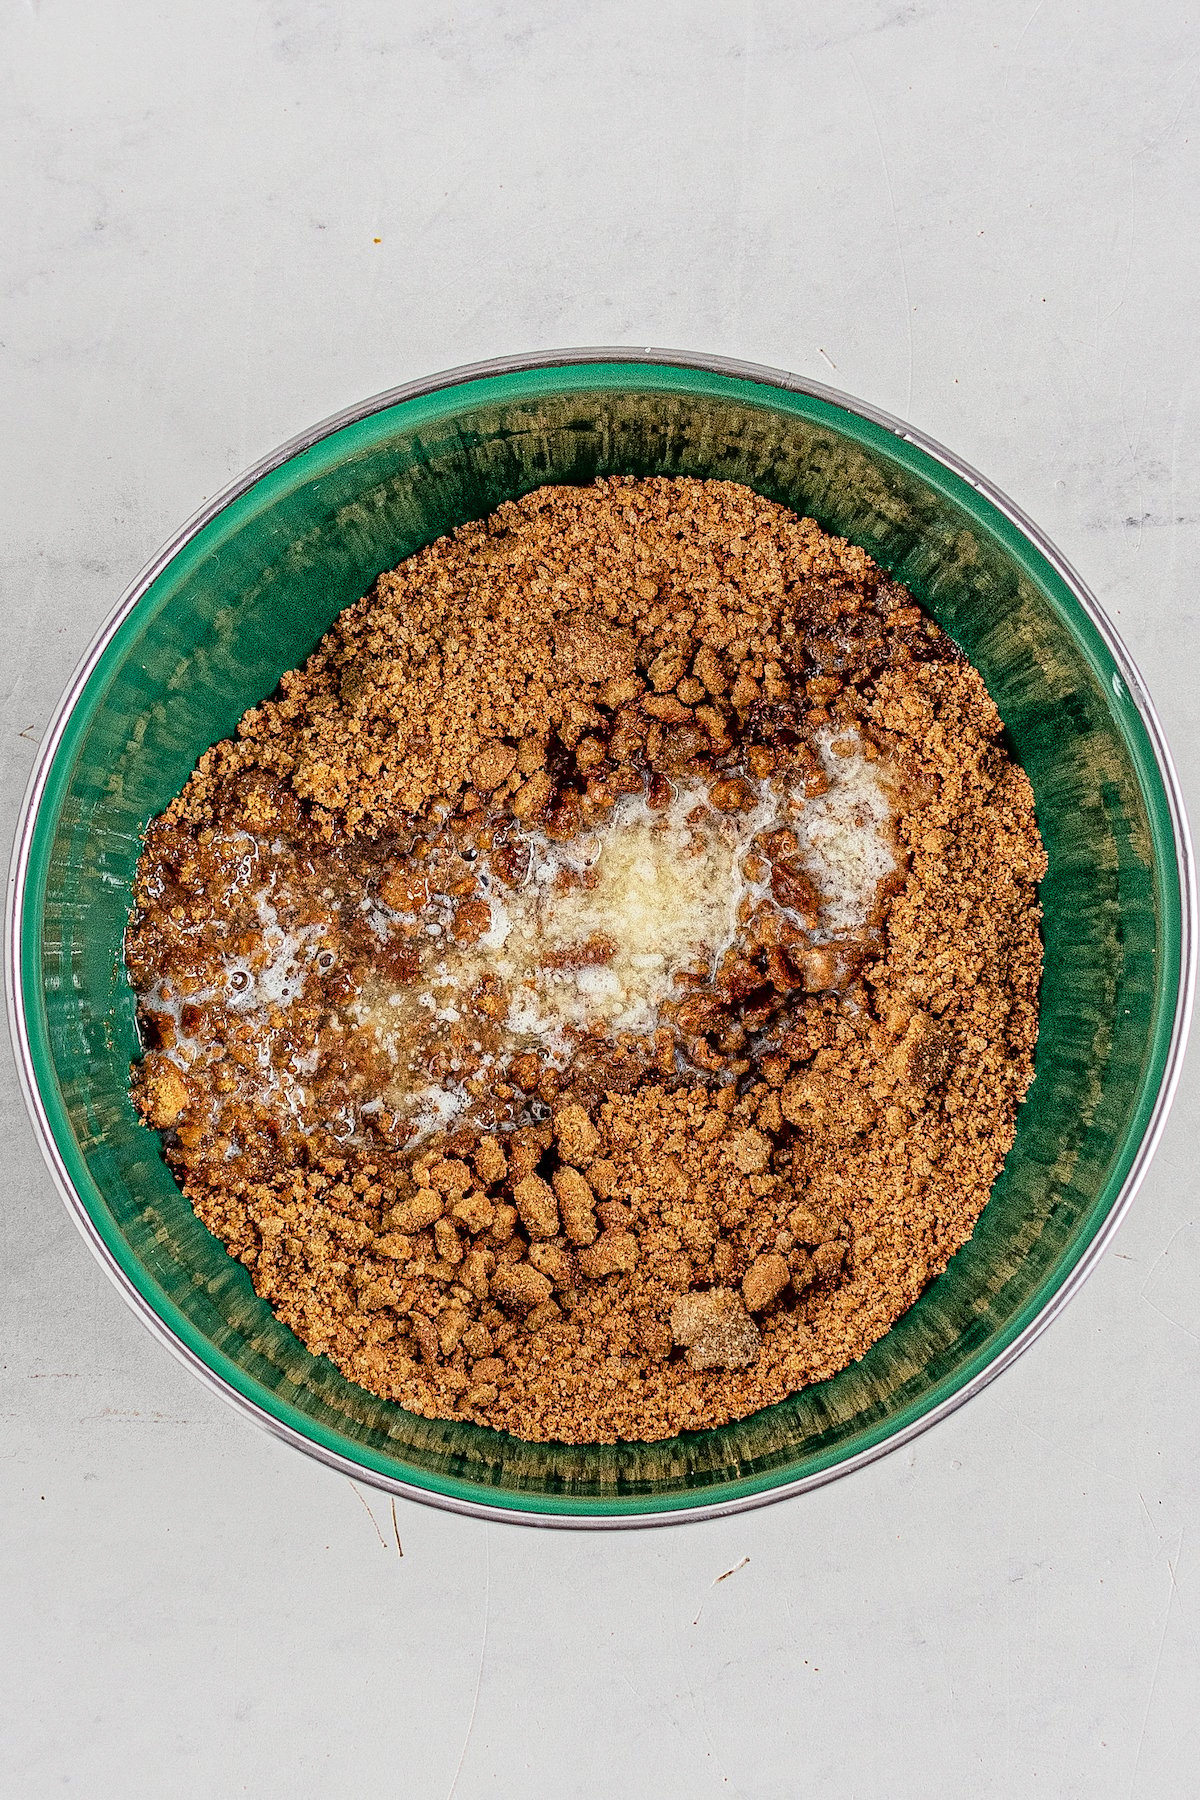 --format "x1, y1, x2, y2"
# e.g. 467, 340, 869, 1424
8, 351, 1194, 1526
